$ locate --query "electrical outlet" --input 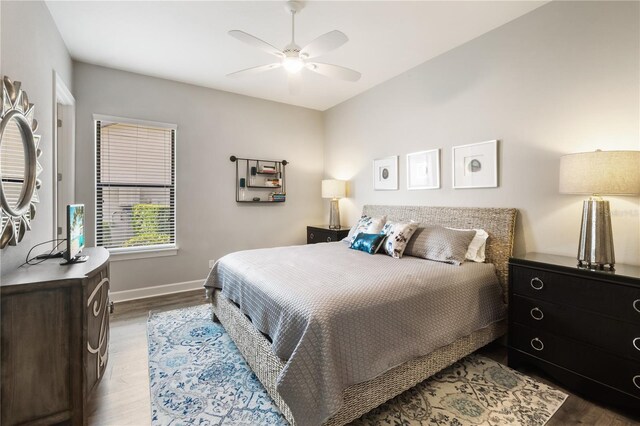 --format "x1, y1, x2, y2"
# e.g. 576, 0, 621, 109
209, 259, 216, 268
